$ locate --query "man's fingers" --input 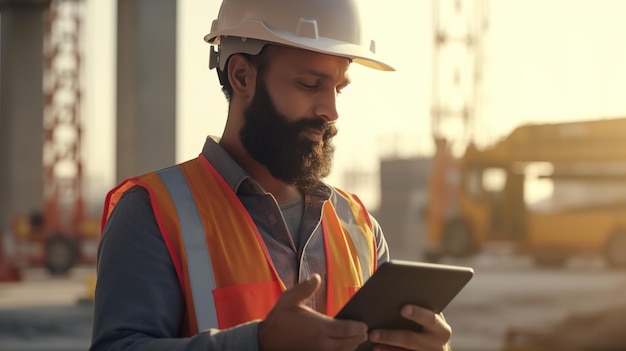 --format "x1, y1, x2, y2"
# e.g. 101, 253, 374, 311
402, 305, 436, 328
279, 273, 322, 306
402, 305, 452, 339
326, 318, 368, 339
